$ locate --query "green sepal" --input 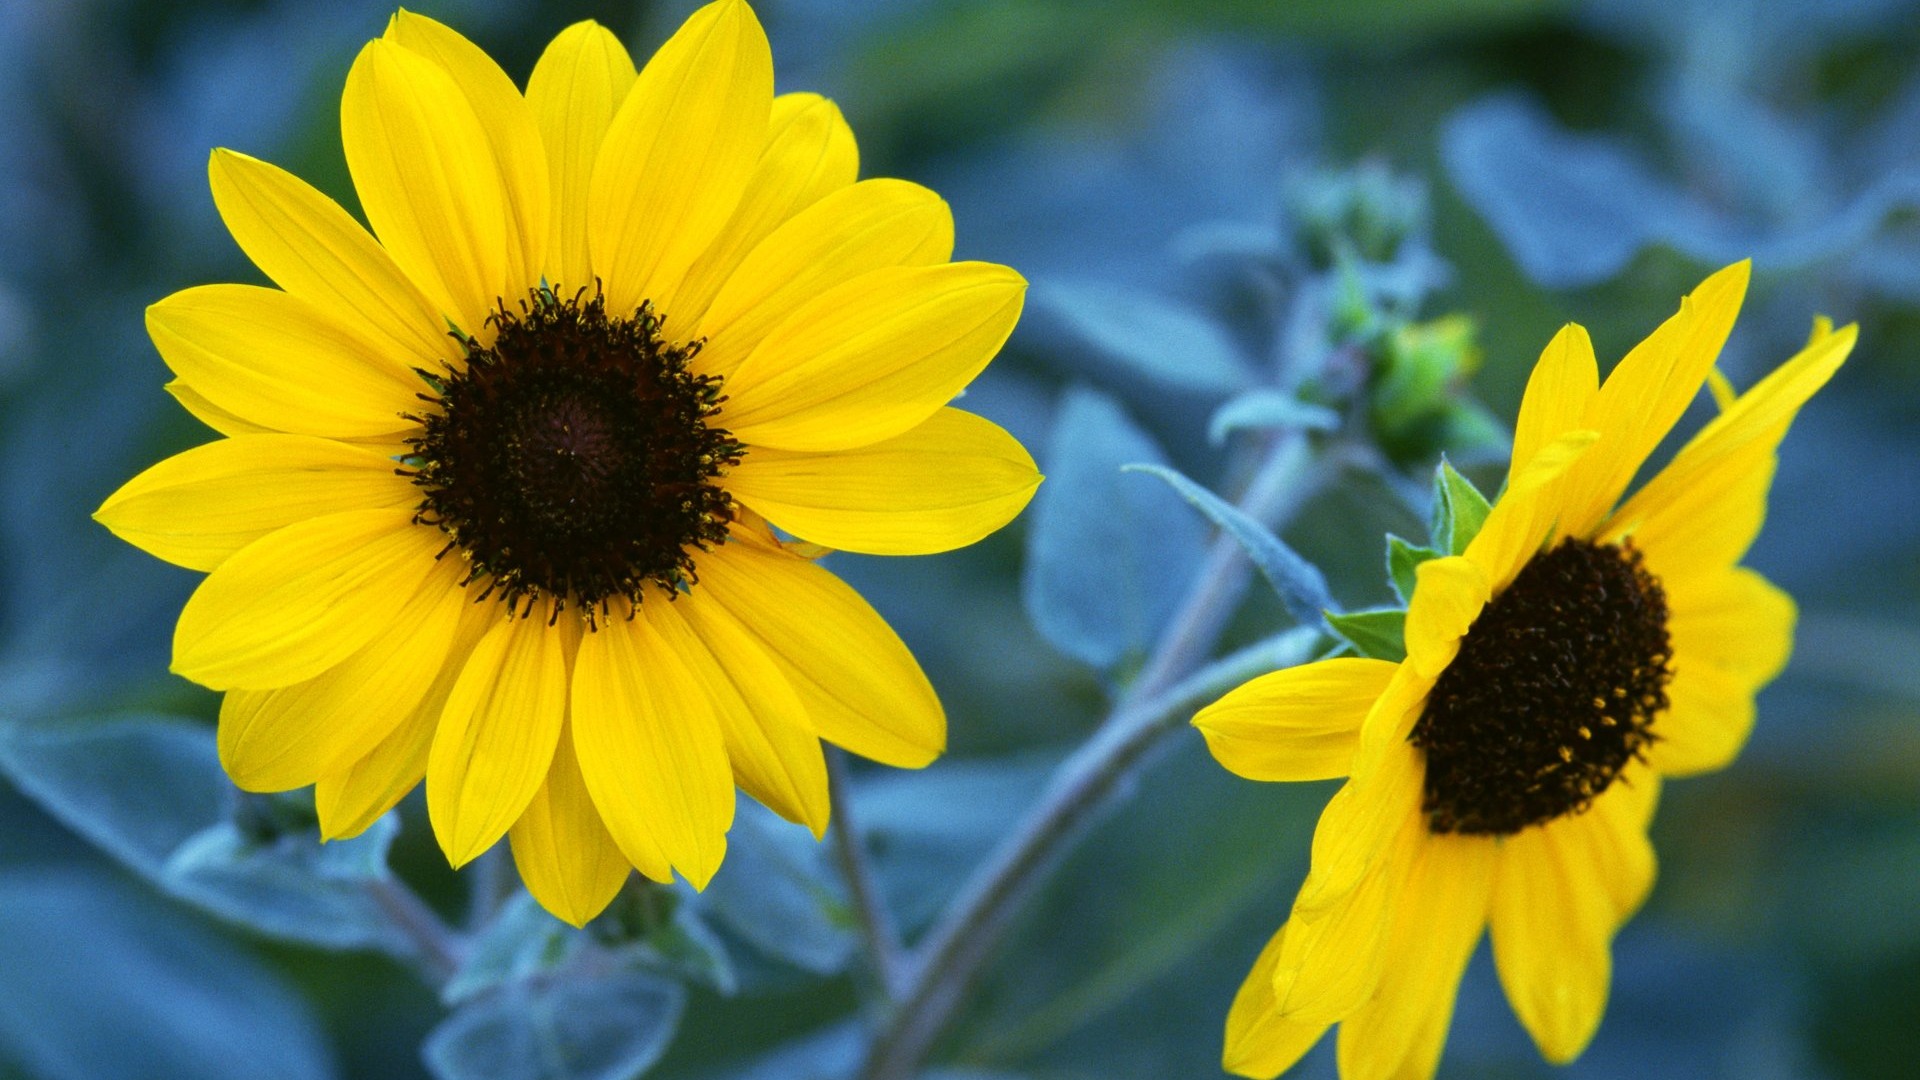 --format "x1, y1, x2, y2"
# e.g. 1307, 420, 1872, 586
1325, 607, 1407, 662
1431, 458, 1492, 555
1385, 534, 1441, 607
